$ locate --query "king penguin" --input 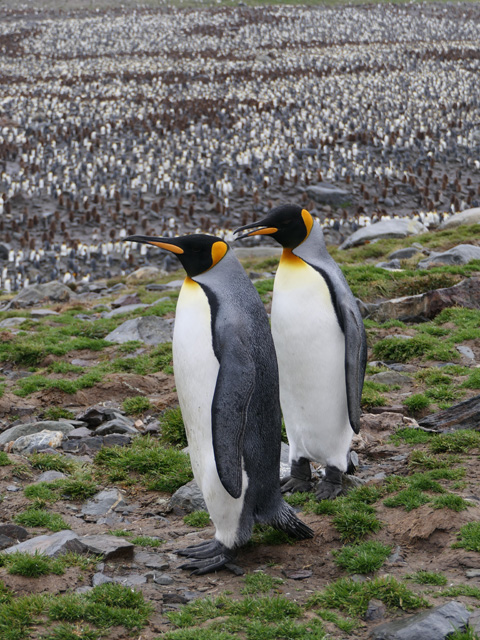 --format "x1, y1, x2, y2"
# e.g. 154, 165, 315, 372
125, 233, 313, 574
235, 205, 367, 500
